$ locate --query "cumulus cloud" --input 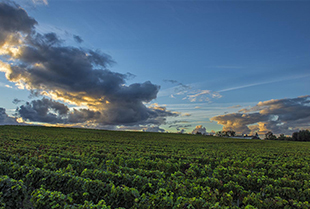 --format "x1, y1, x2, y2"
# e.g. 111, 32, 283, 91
0, 107, 19, 125
192, 125, 207, 135
16, 98, 69, 123
0, 2, 179, 129
0, 1, 37, 50
211, 95, 310, 135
